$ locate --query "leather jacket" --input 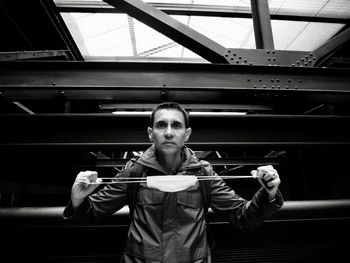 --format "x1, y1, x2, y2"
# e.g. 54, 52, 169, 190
63, 145, 283, 263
